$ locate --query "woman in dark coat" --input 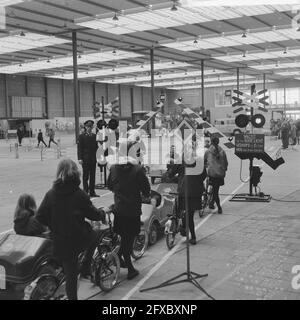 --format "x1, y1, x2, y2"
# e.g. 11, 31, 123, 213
36, 159, 107, 300
107, 153, 151, 280
204, 136, 228, 214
